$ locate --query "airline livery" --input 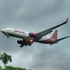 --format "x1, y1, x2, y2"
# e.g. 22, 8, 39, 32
1, 18, 70, 47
